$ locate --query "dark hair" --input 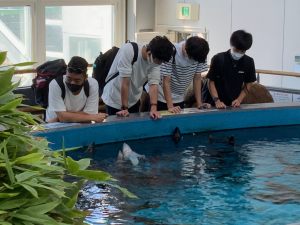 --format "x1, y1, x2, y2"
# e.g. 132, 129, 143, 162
148, 36, 174, 62
68, 56, 88, 74
230, 30, 253, 51
185, 36, 209, 63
